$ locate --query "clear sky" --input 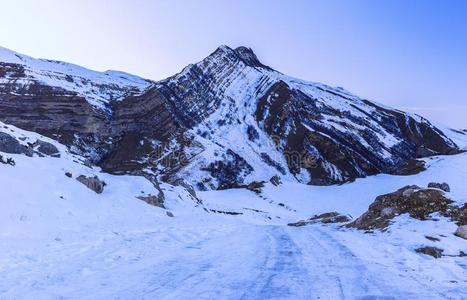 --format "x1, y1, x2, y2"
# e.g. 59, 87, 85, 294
1, 0, 466, 128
